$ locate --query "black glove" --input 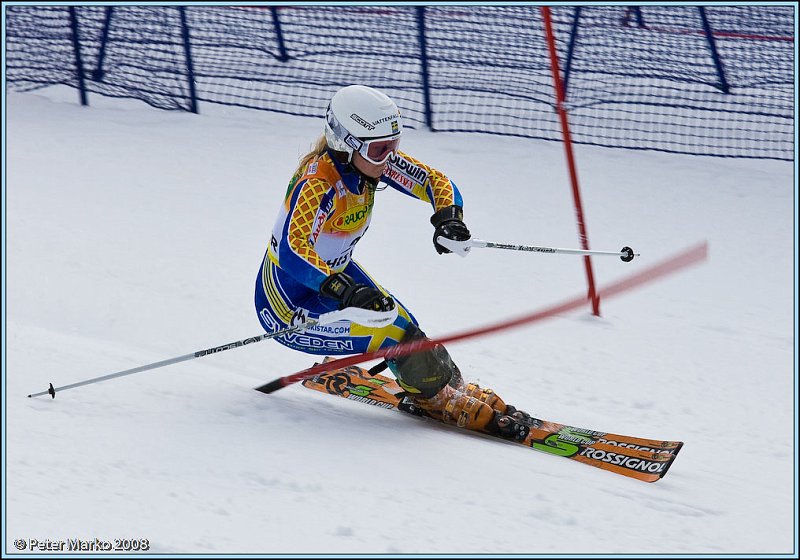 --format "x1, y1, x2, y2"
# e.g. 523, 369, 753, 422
320, 272, 395, 312
430, 205, 471, 254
